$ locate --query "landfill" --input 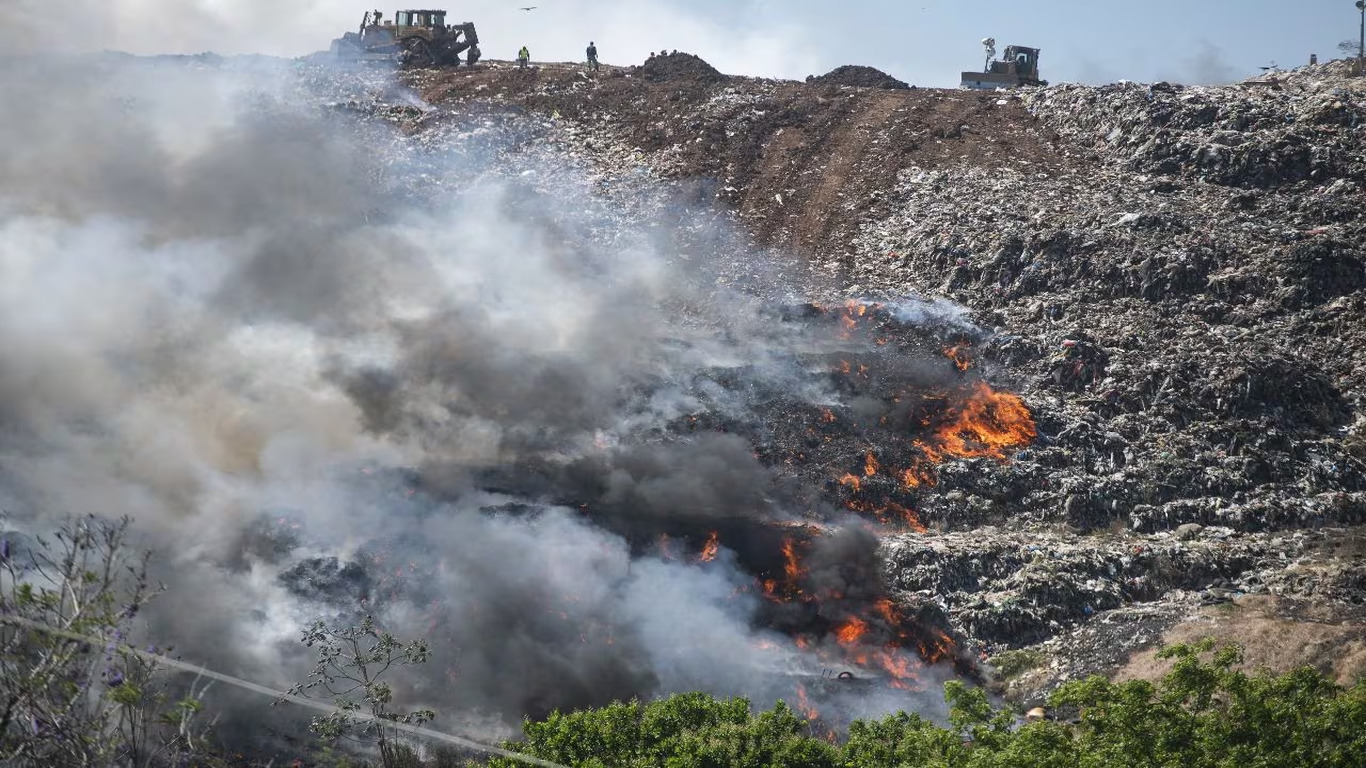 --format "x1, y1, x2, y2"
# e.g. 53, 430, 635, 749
305, 54, 1366, 701
44, 50, 1365, 708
